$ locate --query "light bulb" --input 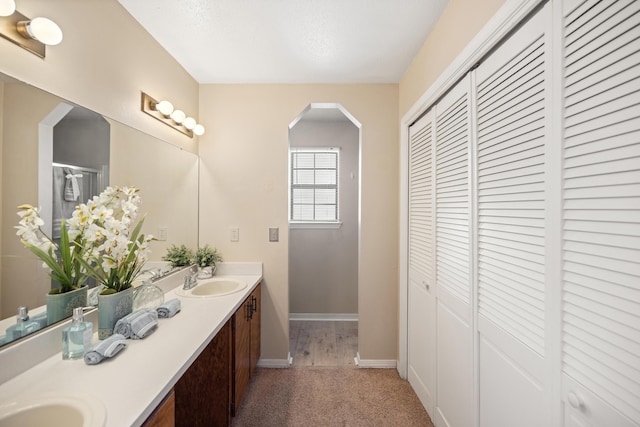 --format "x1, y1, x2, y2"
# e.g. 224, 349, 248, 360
0, 0, 15, 16
155, 100, 173, 116
170, 109, 186, 124
25, 17, 63, 45
193, 124, 205, 136
183, 117, 196, 130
